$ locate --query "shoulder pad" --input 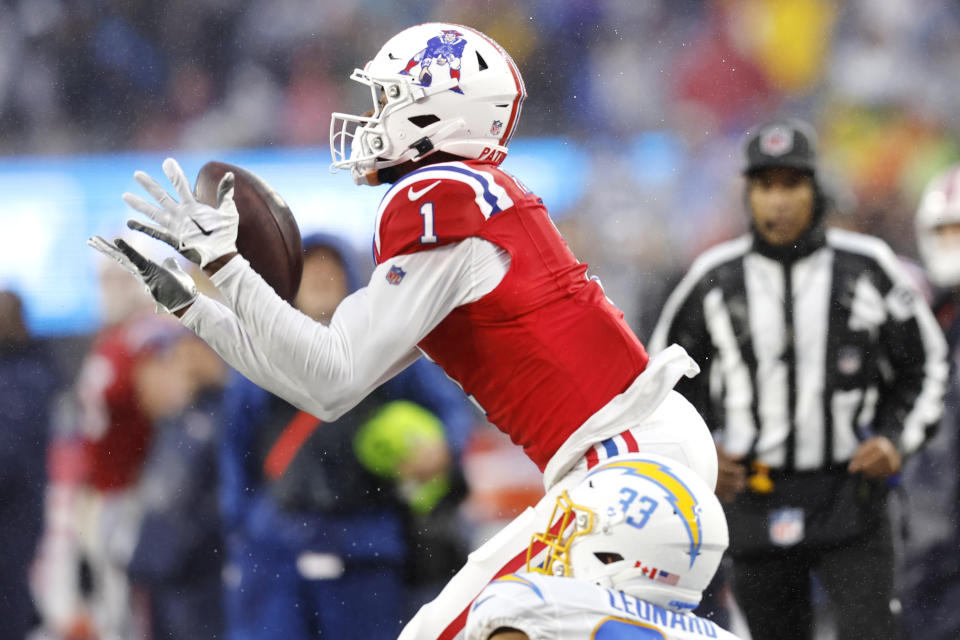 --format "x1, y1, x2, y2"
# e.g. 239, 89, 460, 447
374, 162, 515, 263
